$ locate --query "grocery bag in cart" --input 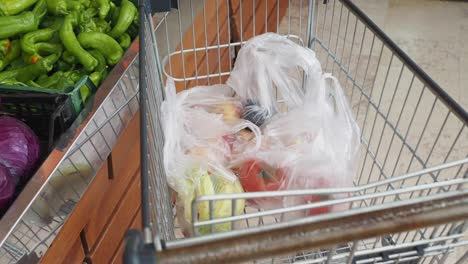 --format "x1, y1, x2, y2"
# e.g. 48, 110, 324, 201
161, 78, 262, 236
225, 33, 361, 219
